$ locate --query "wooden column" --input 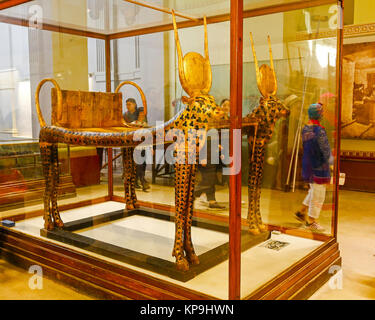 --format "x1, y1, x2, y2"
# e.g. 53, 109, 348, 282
229, 0, 243, 300
332, 0, 344, 238
105, 36, 114, 198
